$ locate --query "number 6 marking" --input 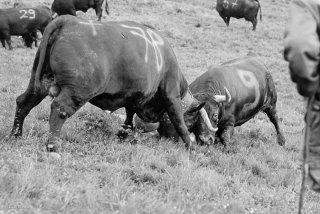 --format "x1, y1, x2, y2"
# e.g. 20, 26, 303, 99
19, 9, 36, 19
